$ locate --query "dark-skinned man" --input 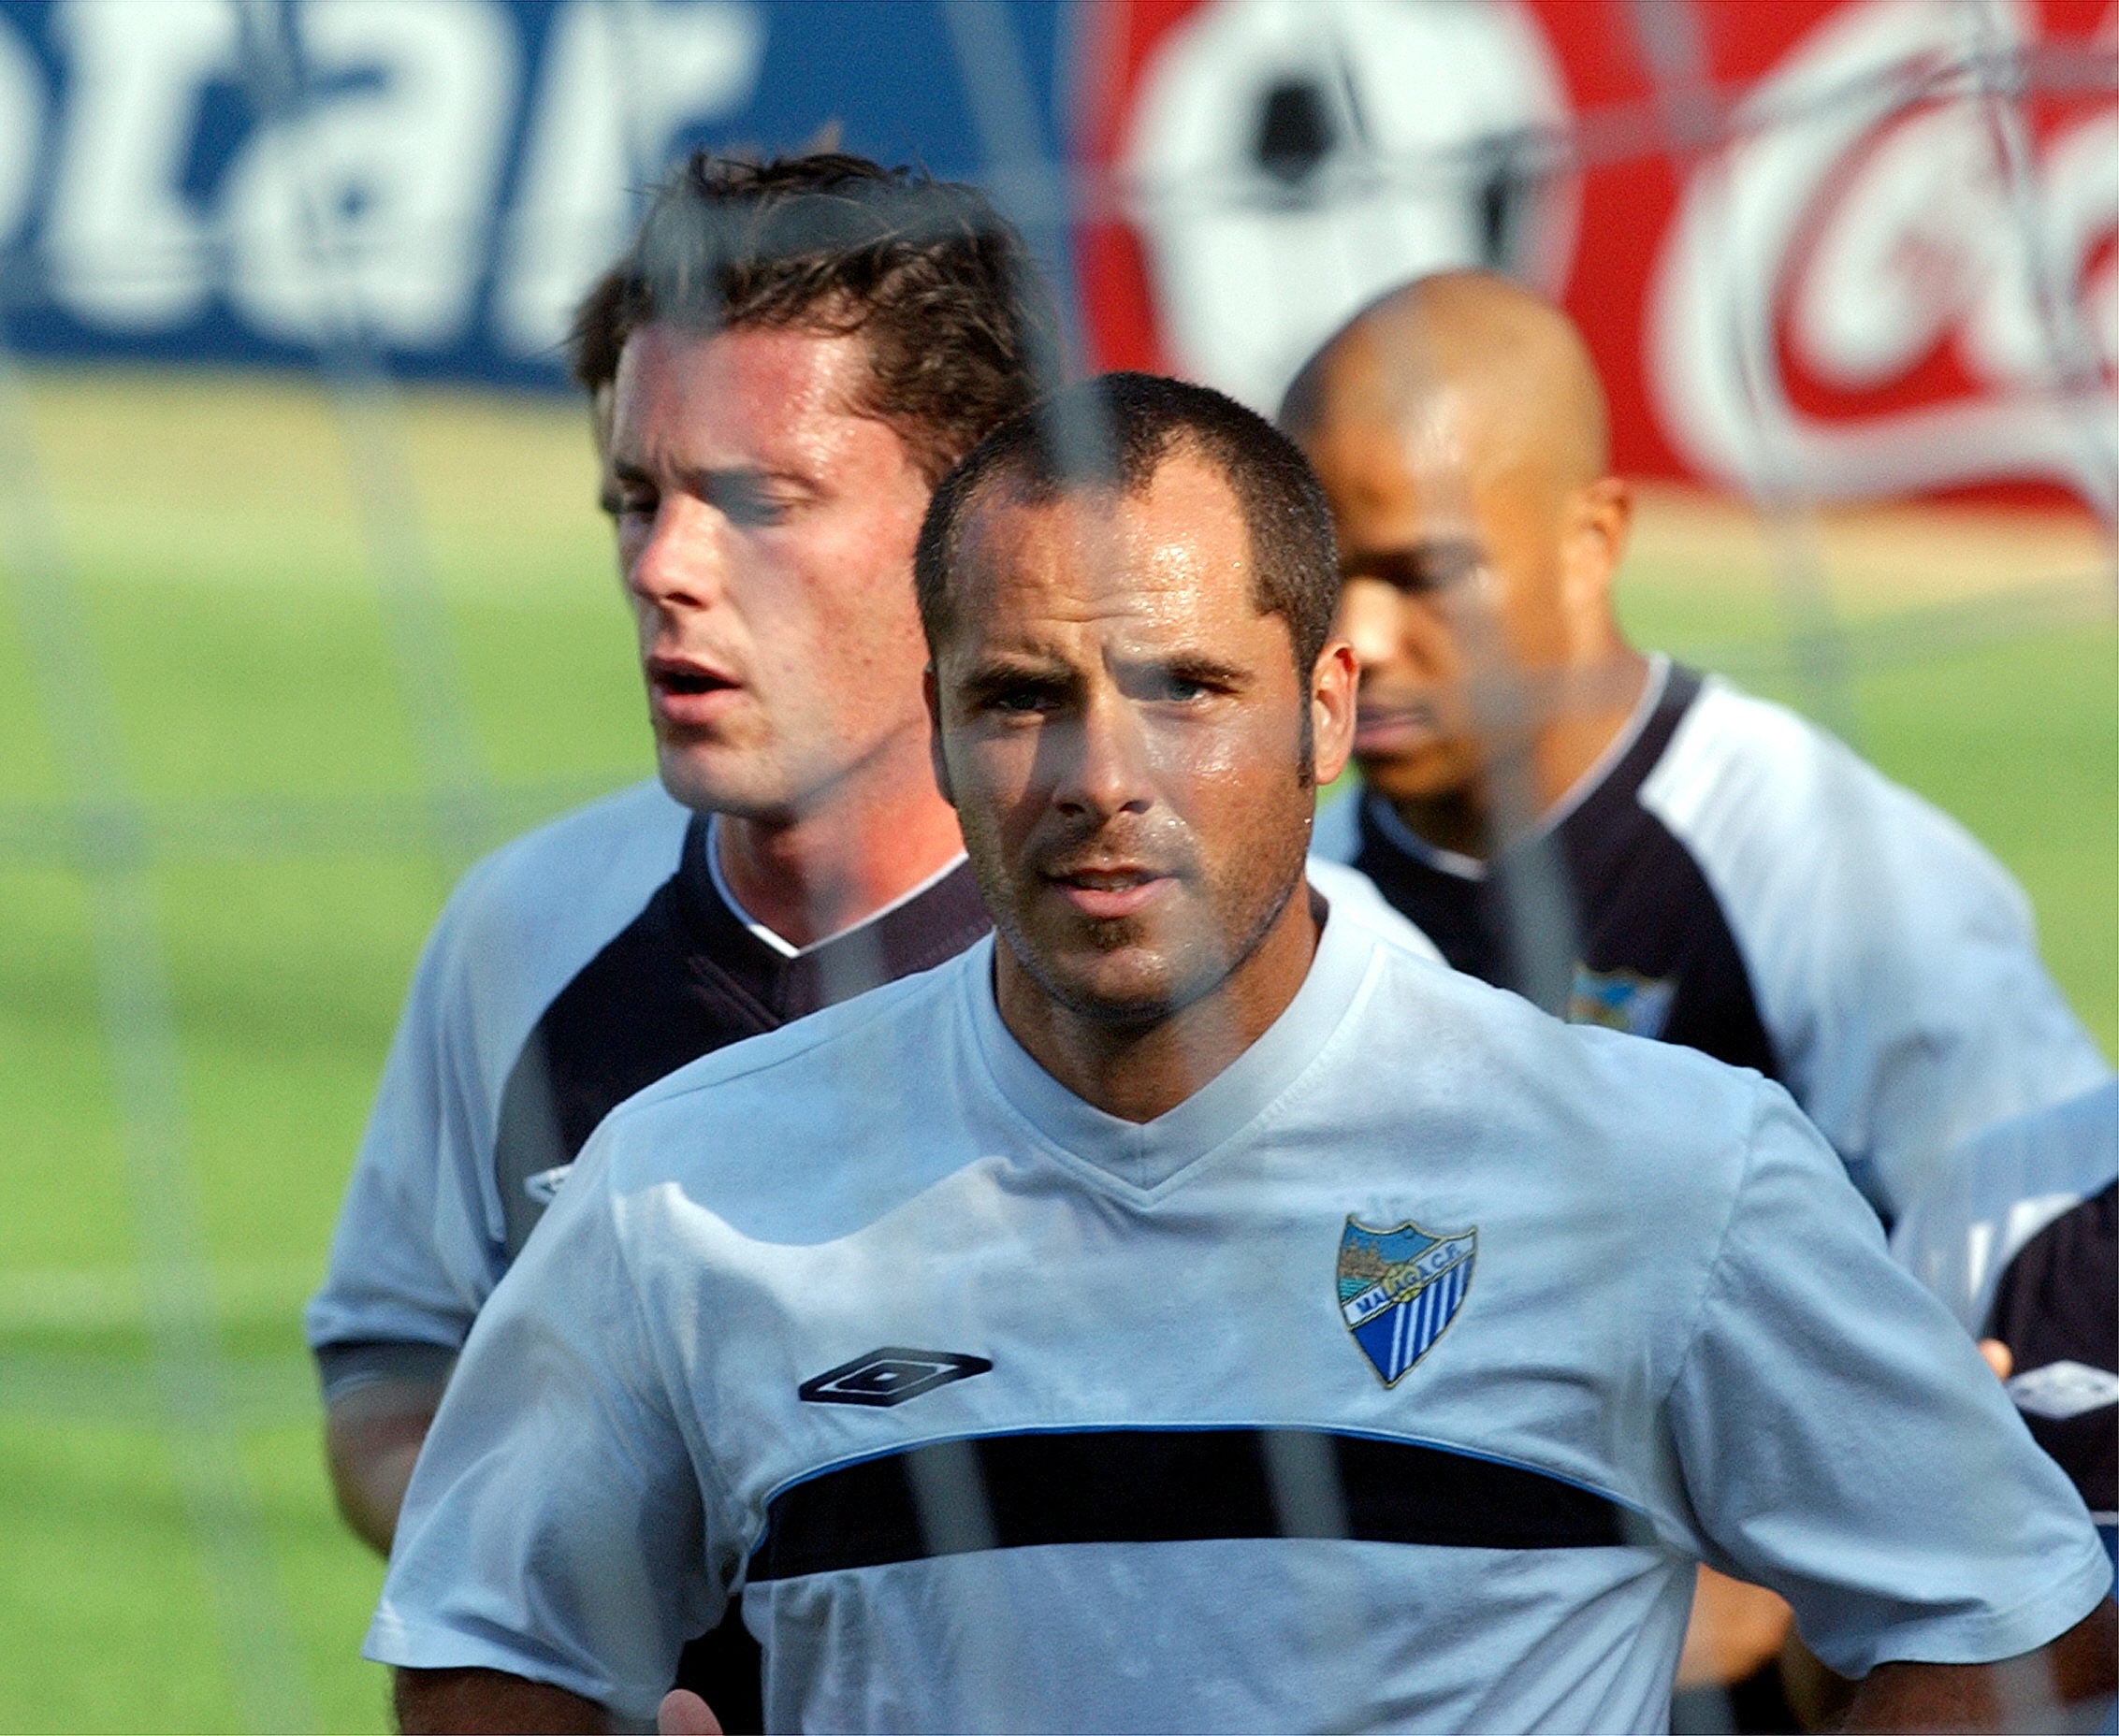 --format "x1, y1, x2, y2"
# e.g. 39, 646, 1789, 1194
368, 373, 2112, 1736
1284, 270, 2114, 1719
